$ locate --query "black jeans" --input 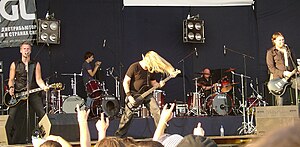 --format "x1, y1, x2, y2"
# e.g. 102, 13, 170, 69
6, 93, 45, 144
